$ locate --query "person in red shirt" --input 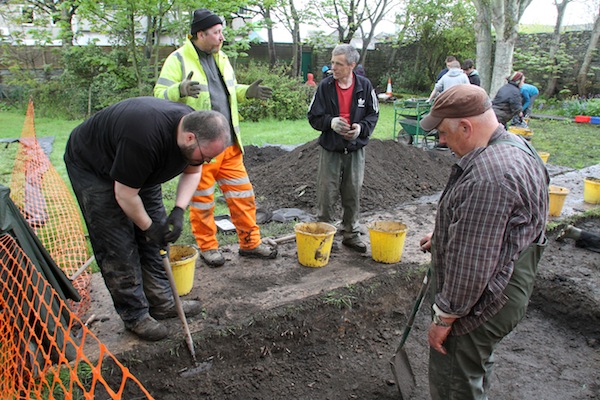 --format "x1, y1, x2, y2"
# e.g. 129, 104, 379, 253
307, 44, 379, 252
